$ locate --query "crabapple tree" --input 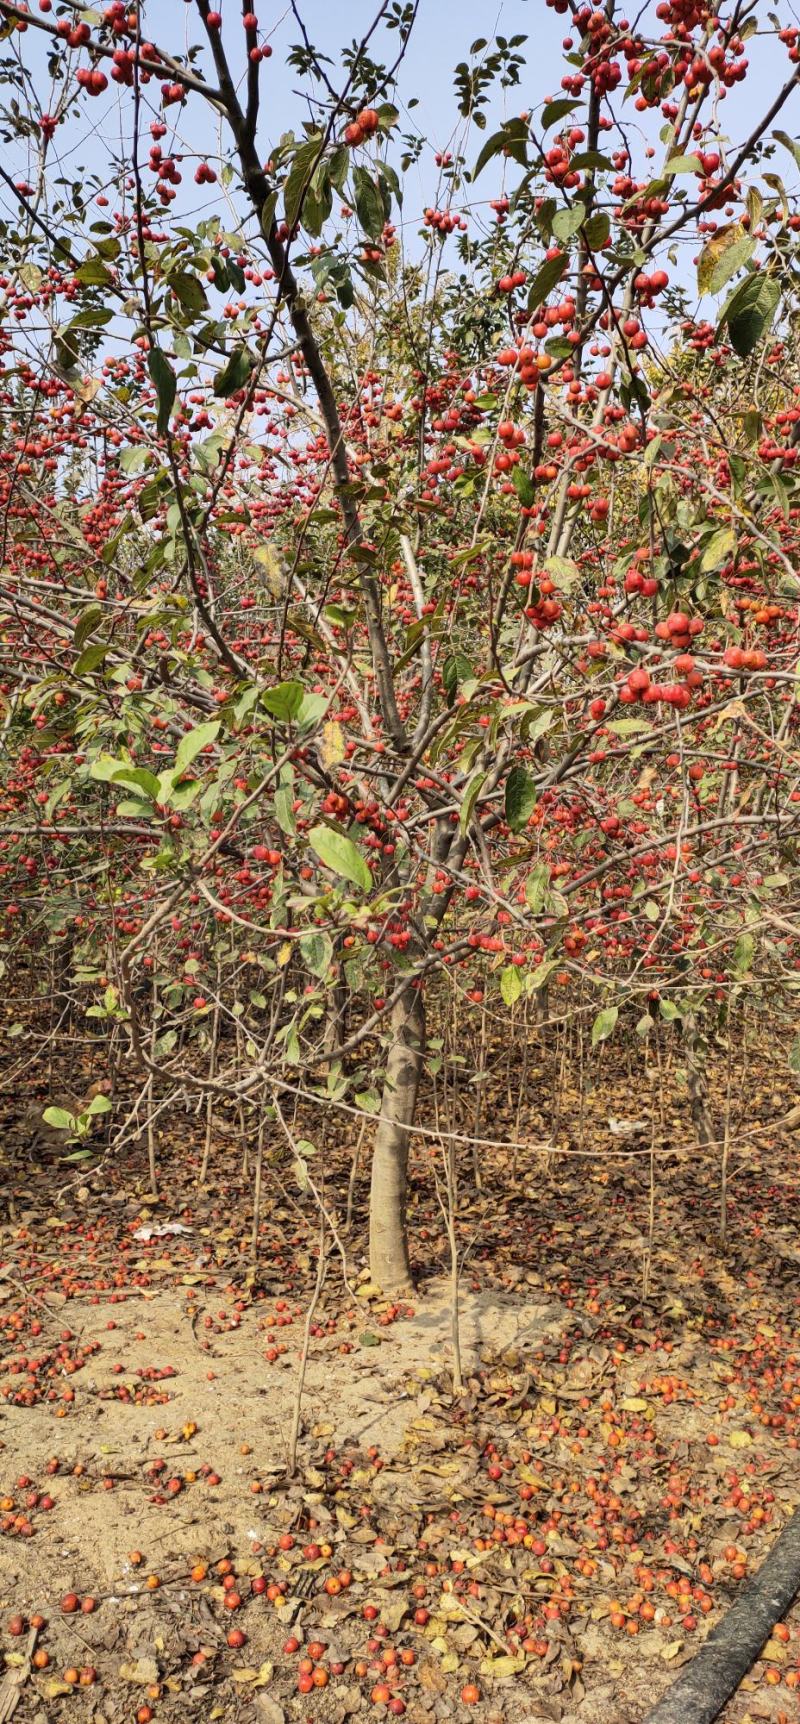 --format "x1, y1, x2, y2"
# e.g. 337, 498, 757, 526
1, 0, 800, 1287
